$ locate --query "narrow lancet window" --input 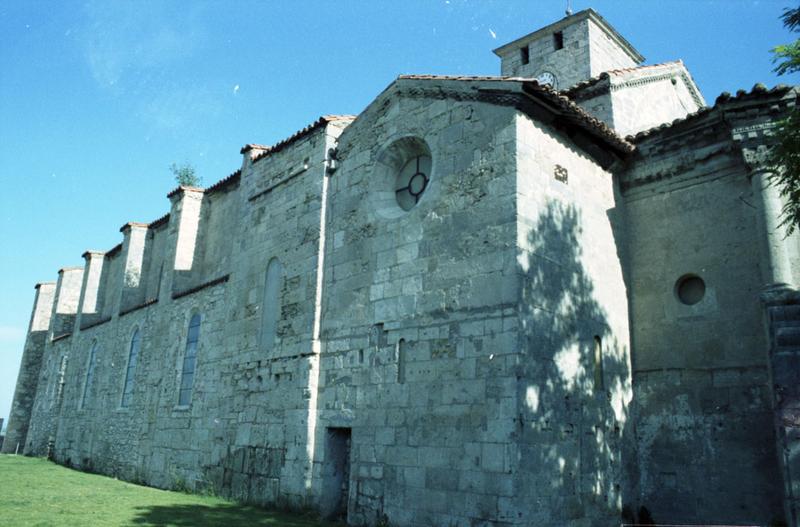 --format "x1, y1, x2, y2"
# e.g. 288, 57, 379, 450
178, 314, 201, 406
121, 328, 141, 407
81, 341, 98, 409
397, 339, 407, 384
261, 258, 283, 352
593, 335, 604, 392
54, 356, 68, 406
